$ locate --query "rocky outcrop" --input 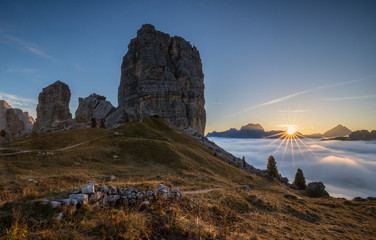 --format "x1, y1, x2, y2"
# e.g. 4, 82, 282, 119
349, 130, 376, 140
34, 81, 72, 132
118, 24, 206, 135
0, 100, 35, 142
75, 94, 115, 126
306, 182, 329, 197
